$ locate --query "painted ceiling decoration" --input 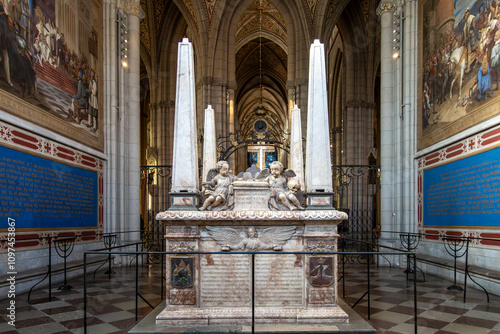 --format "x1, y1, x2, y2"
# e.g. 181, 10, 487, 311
360, 0, 370, 24
236, 0, 287, 45
303, 0, 320, 31
236, 39, 287, 84
139, 0, 151, 57
202, 0, 218, 33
